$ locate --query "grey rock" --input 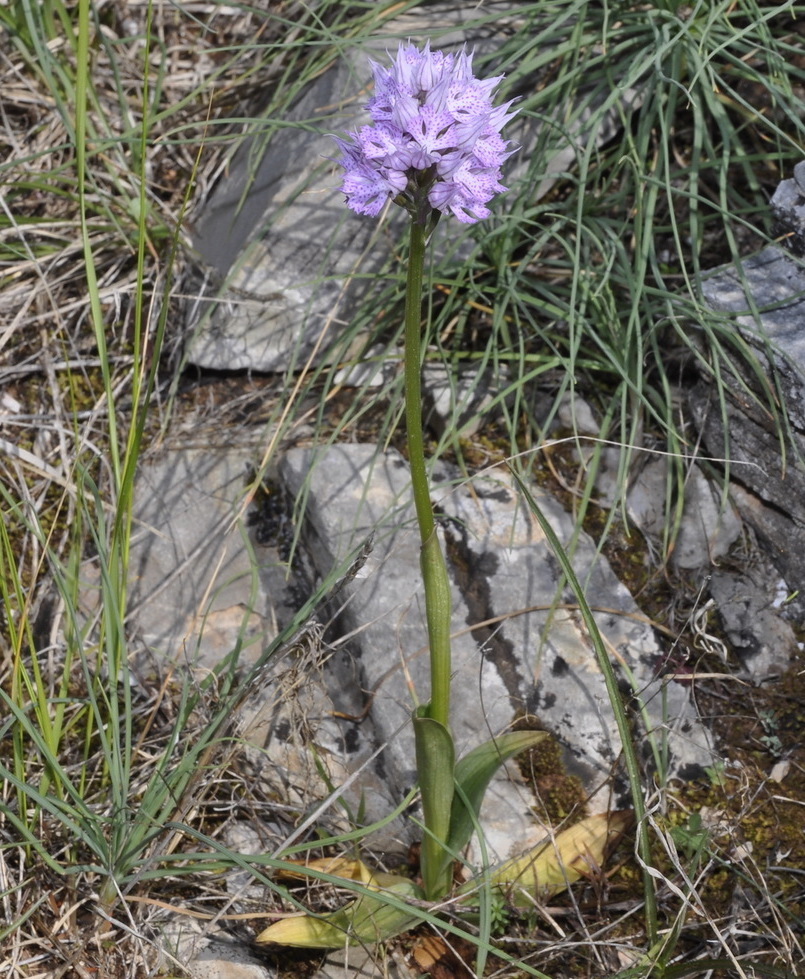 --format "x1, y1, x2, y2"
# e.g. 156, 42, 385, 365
190, 940, 275, 979
771, 159, 805, 254
694, 245, 805, 608
549, 394, 742, 570
123, 446, 387, 832
280, 444, 535, 860
709, 549, 798, 682
126, 447, 293, 669
333, 344, 398, 389
122, 445, 396, 836
156, 918, 274, 979
280, 444, 716, 831
223, 823, 275, 902
314, 947, 416, 979
437, 467, 715, 794
625, 458, 742, 570
236, 628, 404, 839
552, 392, 601, 435
155, 914, 208, 975
422, 361, 510, 438
700, 245, 805, 428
